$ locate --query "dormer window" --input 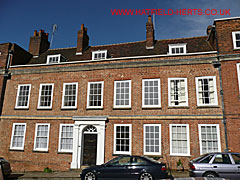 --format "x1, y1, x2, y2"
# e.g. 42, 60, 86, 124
232, 31, 240, 49
47, 54, 67, 64
168, 44, 187, 55
92, 50, 107, 60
